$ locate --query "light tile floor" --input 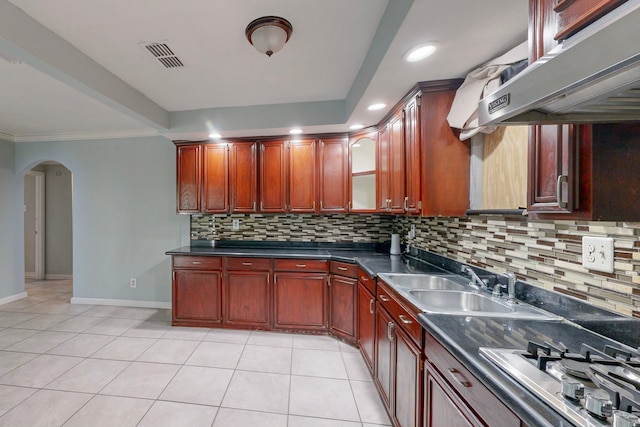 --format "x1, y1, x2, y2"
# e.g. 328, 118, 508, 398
0, 279, 392, 427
